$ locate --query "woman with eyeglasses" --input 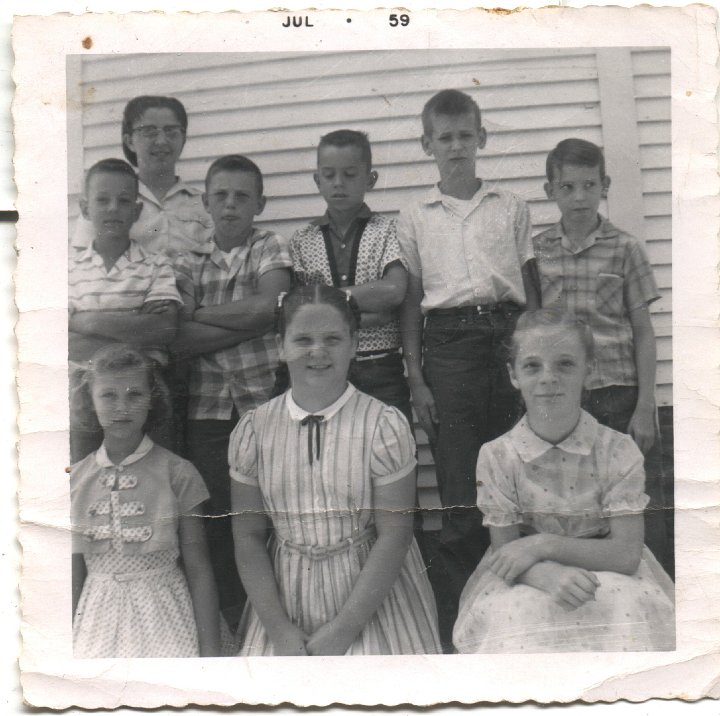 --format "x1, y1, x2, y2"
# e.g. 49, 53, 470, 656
72, 95, 212, 259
